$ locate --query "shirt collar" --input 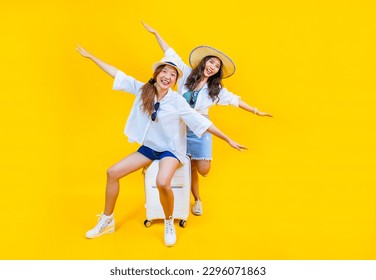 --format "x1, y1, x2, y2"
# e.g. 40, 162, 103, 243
154, 88, 175, 103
